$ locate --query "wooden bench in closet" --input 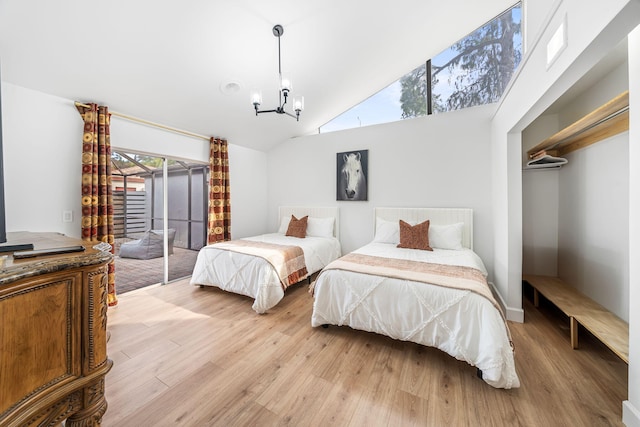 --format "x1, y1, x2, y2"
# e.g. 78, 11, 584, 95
523, 275, 629, 364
